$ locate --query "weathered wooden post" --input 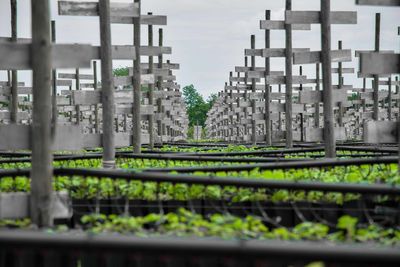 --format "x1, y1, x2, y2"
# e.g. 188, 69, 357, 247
31, 0, 53, 227
250, 35, 257, 145
315, 63, 321, 128
285, 0, 294, 148
157, 28, 164, 143
287, 3, 356, 157
132, 0, 142, 153
358, 0, 400, 170
338, 40, 344, 127
321, 0, 335, 158
99, 0, 116, 168
373, 13, 381, 121
388, 76, 392, 121
148, 12, 155, 149
299, 66, 304, 142
75, 68, 80, 125
51, 21, 57, 135
264, 10, 272, 146
93, 61, 100, 133
10, 0, 18, 123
